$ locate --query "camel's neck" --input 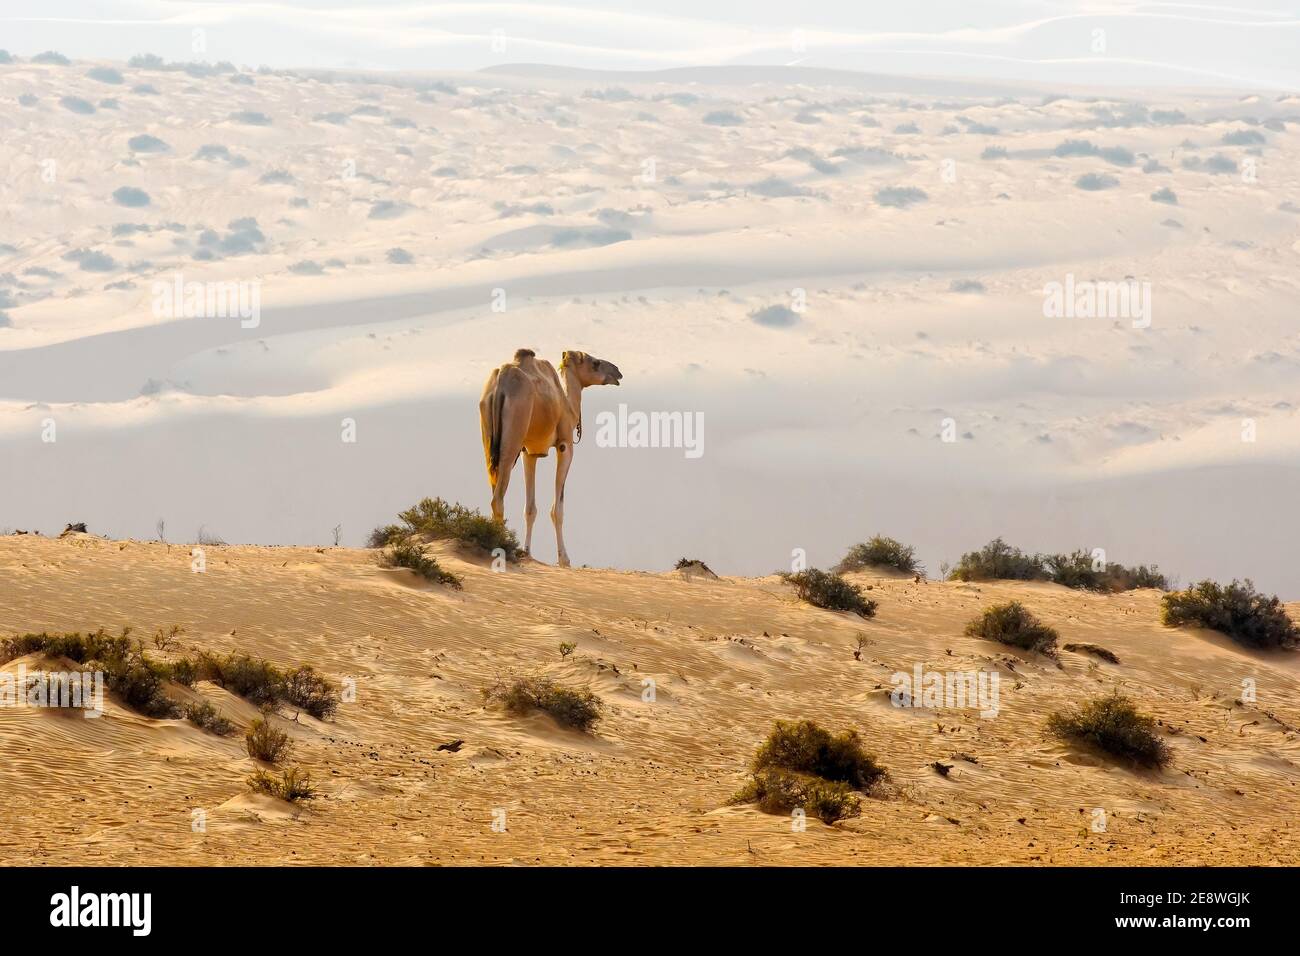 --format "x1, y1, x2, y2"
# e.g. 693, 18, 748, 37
561, 364, 585, 441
